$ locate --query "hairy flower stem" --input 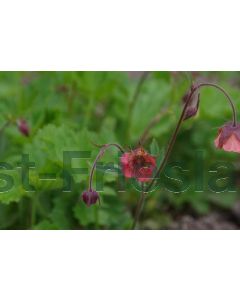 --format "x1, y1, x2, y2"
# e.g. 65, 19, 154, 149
203, 83, 237, 126
89, 143, 125, 190
132, 184, 145, 229
132, 82, 237, 229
